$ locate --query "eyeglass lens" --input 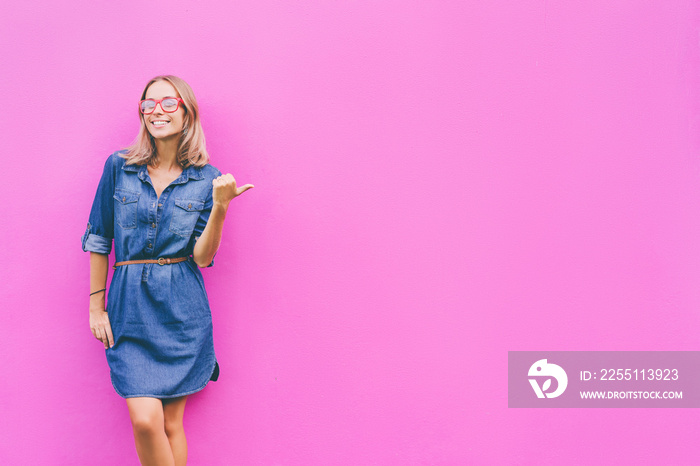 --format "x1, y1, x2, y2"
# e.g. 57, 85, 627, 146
140, 98, 179, 114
